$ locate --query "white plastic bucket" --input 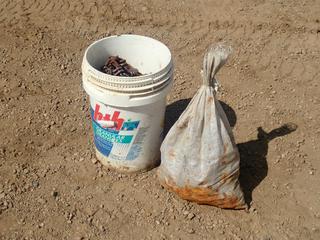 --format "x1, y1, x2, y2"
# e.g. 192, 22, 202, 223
82, 35, 173, 172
